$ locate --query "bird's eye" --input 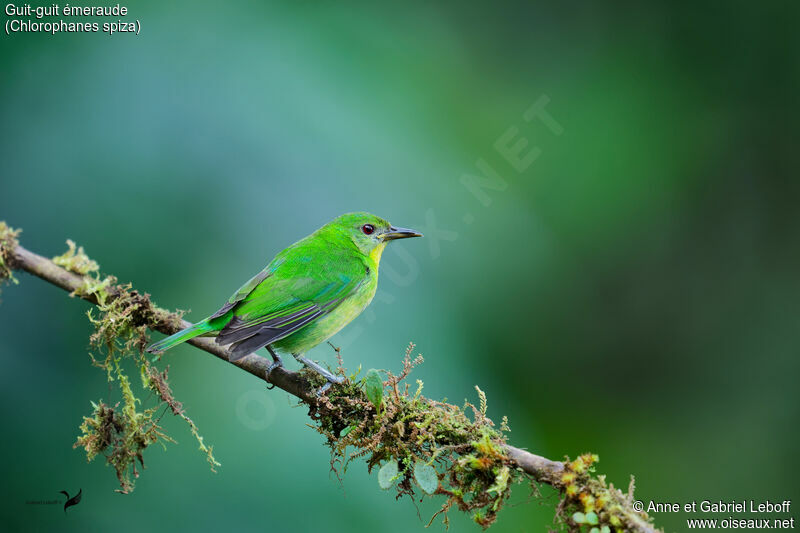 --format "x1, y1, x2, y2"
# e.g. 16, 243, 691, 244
361, 224, 375, 235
